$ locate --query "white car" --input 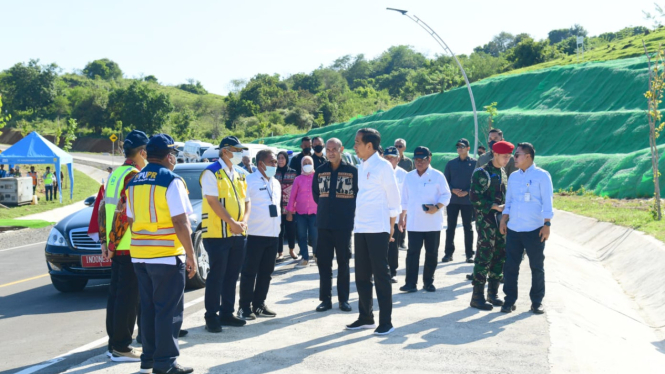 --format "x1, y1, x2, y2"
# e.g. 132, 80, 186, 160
201, 143, 284, 164
183, 140, 214, 163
